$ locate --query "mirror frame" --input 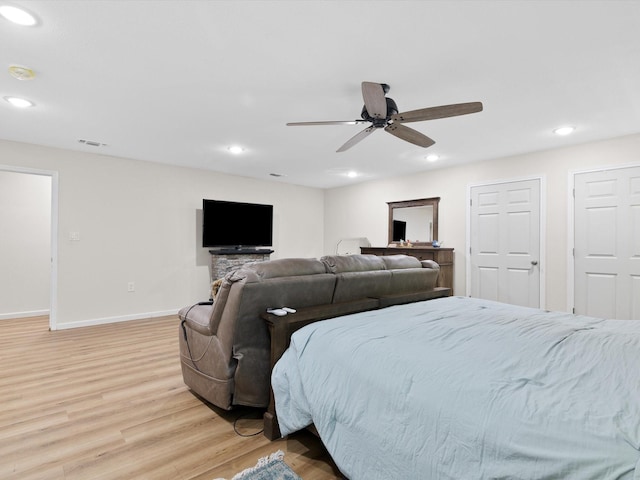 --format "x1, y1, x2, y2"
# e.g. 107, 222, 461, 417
387, 197, 440, 245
